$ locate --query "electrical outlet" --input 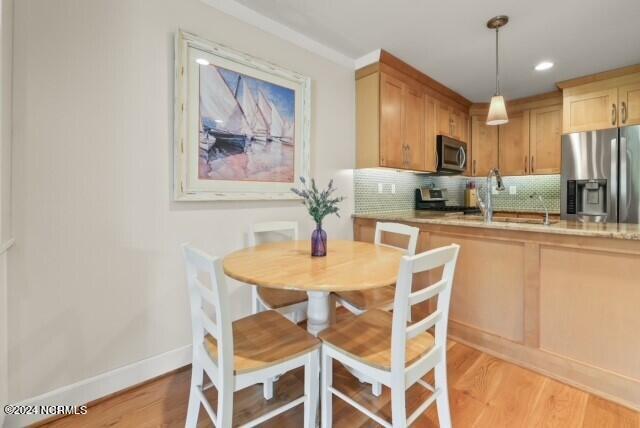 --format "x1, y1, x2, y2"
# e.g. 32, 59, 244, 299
378, 183, 383, 194
391, 184, 396, 194
509, 185, 517, 195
